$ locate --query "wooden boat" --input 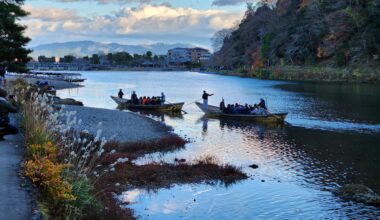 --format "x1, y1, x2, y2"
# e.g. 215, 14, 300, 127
111, 96, 184, 112
195, 102, 288, 123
